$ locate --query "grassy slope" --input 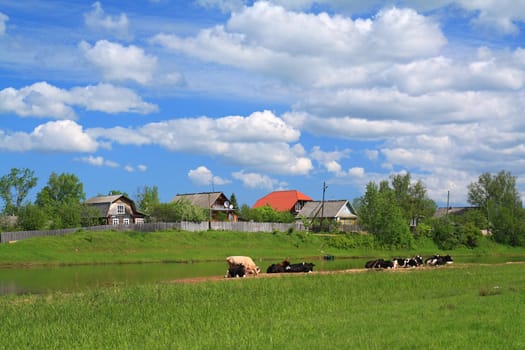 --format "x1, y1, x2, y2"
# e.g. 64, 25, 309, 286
0, 229, 523, 267
0, 263, 523, 349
